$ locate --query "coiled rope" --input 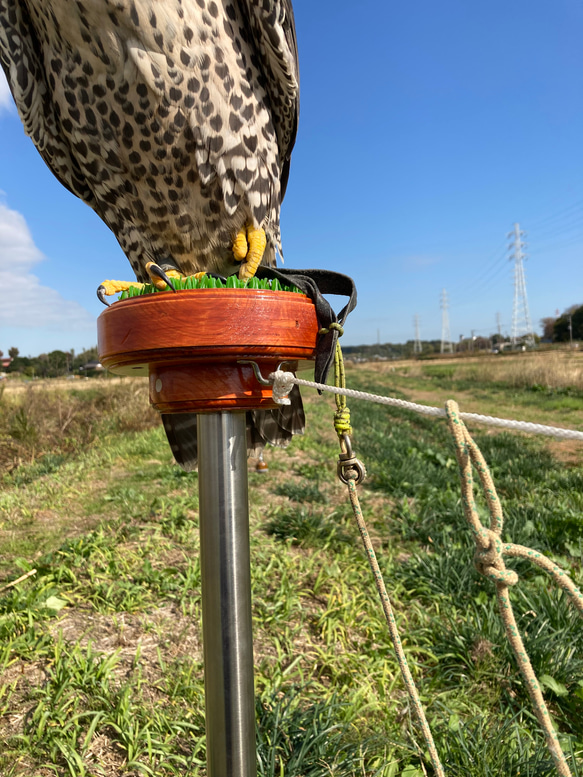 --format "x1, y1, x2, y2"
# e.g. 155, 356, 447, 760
445, 400, 583, 777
